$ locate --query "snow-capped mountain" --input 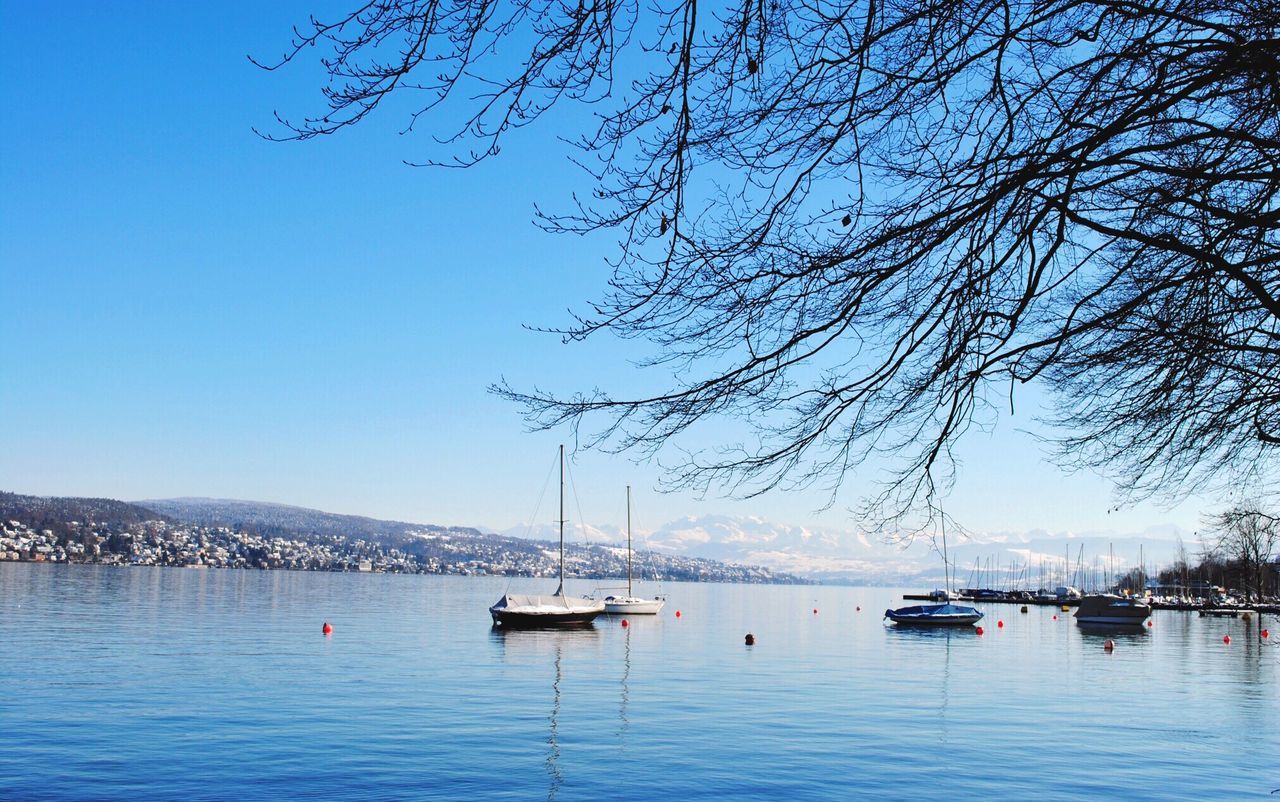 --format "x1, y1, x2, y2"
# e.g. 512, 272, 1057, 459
497, 515, 1194, 585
